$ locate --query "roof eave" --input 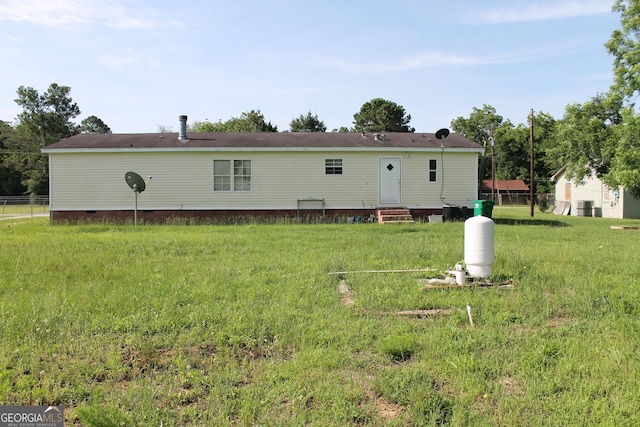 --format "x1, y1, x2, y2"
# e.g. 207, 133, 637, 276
42, 146, 484, 154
